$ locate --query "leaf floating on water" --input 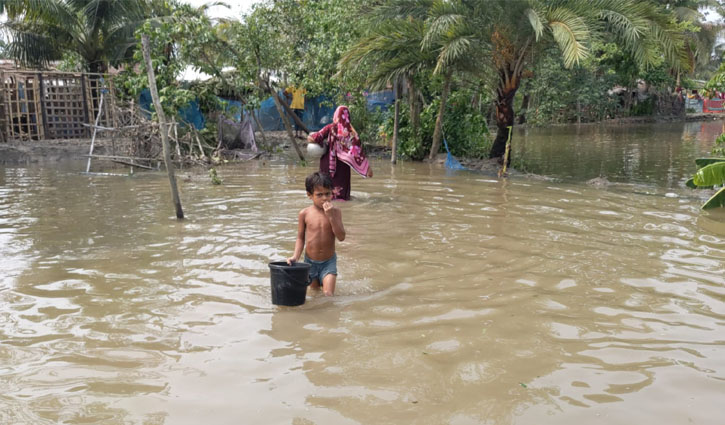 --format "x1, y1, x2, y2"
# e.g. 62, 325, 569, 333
422, 352, 429, 355
519, 382, 527, 388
